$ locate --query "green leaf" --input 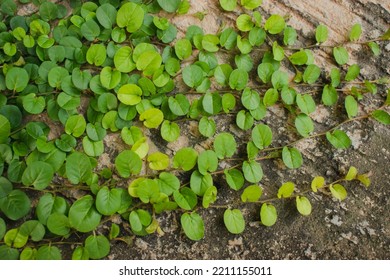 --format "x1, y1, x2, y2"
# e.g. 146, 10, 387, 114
371, 110, 390, 125
345, 64, 360, 81
1, 190, 31, 221
65, 114, 86, 138
4, 228, 28, 248
282, 147, 303, 169
264, 14, 285, 34
296, 196, 312, 216
224, 169, 244, 190
158, 0, 181, 12
295, 113, 314, 137
36, 245, 61, 260
22, 161, 54, 190
174, 187, 197, 210
96, 187, 122, 216
0, 218, 5, 240
86, 44, 106, 66
330, 68, 341, 87
229, 69, 248, 90
326, 130, 351, 149
5, 67, 29, 92
241, 88, 260, 110
173, 147, 198, 171
283, 26, 297, 46
68, 195, 101, 233
115, 150, 142, 177
241, 0, 262, 10
190, 170, 213, 196
349, 23, 362, 41
198, 150, 218, 175
368, 42, 380, 56
296, 94, 316, 115
169, 94, 190, 116
277, 182, 295, 198
220, 0, 237, 11
175, 38, 192, 60
20, 220, 46, 242
114, 46, 136, 73
198, 116, 216, 138
96, 4, 117, 29
66, 152, 92, 184
257, 63, 273, 83
36, 193, 67, 225
311, 176, 325, 192
263, 88, 279, 107
224, 209, 245, 234
116, 2, 144, 33
183, 65, 204, 88
136, 51, 162, 76
357, 174, 371, 188
202, 92, 222, 115
315, 24, 328, 43
202, 34, 220, 52
251, 124, 272, 149
345, 96, 358, 119
80, 20, 101, 41
222, 93, 236, 113
289, 50, 308, 65
85, 235, 110, 260
272, 41, 284, 61
242, 160, 263, 183
345, 166, 358, 181
236, 14, 253, 32
47, 213, 70, 236
214, 64, 233, 86
202, 186, 217, 208
236, 110, 254, 130
139, 108, 164, 128
214, 133, 237, 159
303, 64, 321, 84
180, 212, 204, 241
39, 1, 58, 21
333, 47, 349, 65
0, 115, 11, 144
156, 172, 180, 196
330, 184, 347, 201
22, 94, 45, 115
0, 245, 19, 260
241, 185, 262, 202
260, 203, 277, 226
322, 85, 338, 106
148, 152, 170, 170
117, 84, 142, 106
161, 120, 180, 142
